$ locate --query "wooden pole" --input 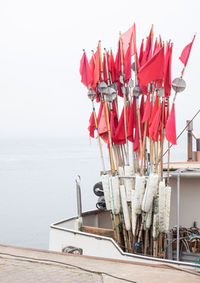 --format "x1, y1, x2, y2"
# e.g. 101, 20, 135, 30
144, 229, 149, 255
